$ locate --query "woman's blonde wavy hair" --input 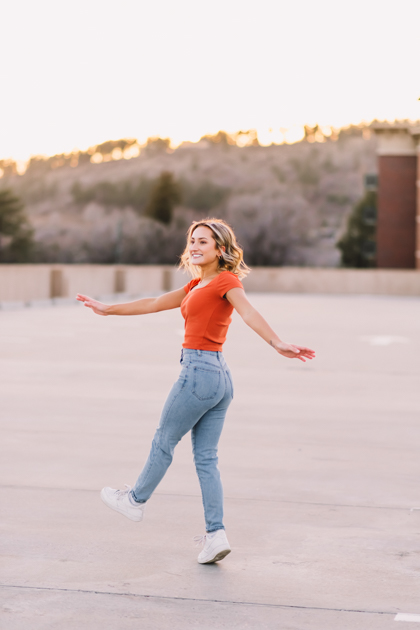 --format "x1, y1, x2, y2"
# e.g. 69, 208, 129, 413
179, 218, 251, 280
